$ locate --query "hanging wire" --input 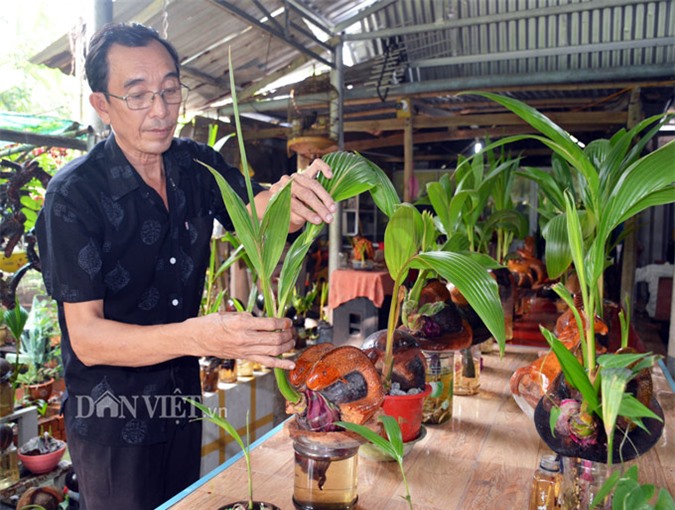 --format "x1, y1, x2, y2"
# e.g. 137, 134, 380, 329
162, 0, 170, 39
